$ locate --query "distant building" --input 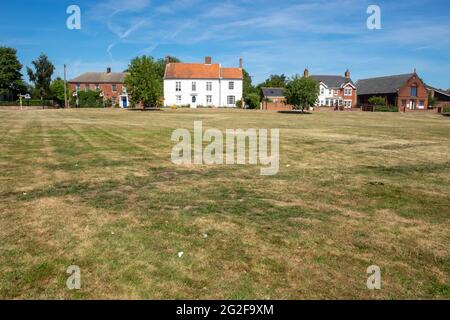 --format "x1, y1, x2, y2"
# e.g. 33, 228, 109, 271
305, 68, 357, 109
356, 72, 429, 112
163, 56, 243, 108
260, 87, 293, 111
68, 68, 129, 108
426, 85, 450, 108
